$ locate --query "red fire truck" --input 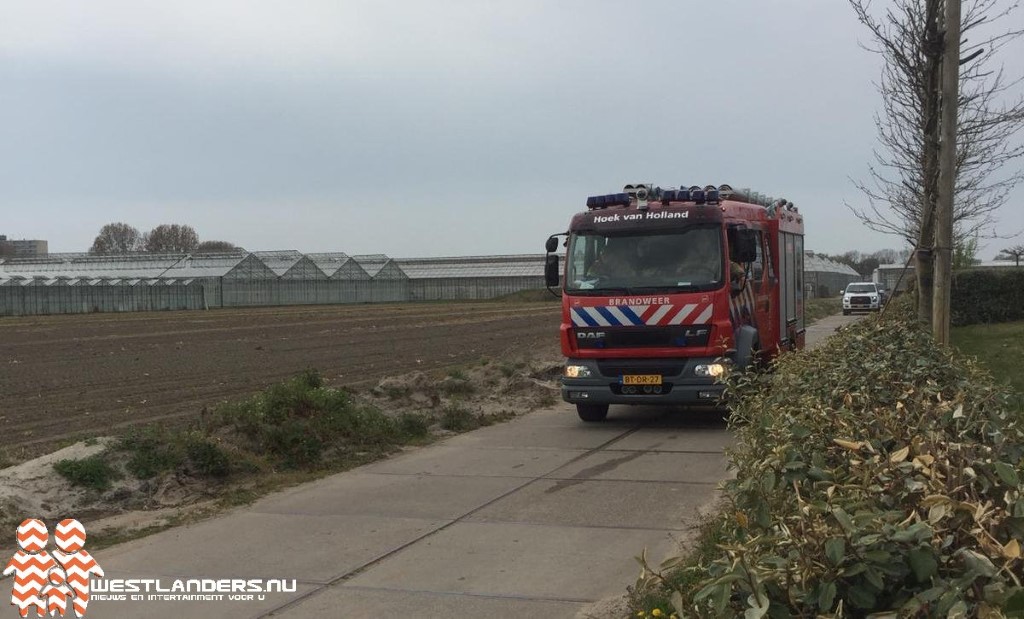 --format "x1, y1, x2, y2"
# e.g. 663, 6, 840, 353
544, 183, 806, 421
